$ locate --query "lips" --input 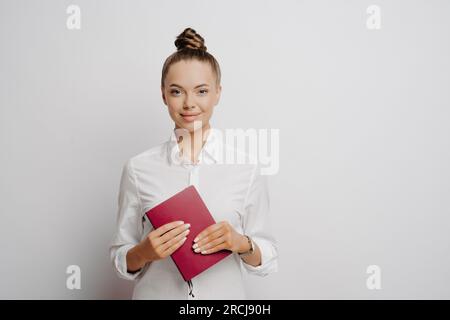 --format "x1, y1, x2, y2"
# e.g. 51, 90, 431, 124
180, 113, 201, 122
